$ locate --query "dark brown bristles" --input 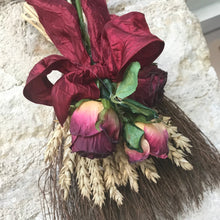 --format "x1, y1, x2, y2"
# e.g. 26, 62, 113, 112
39, 96, 220, 220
